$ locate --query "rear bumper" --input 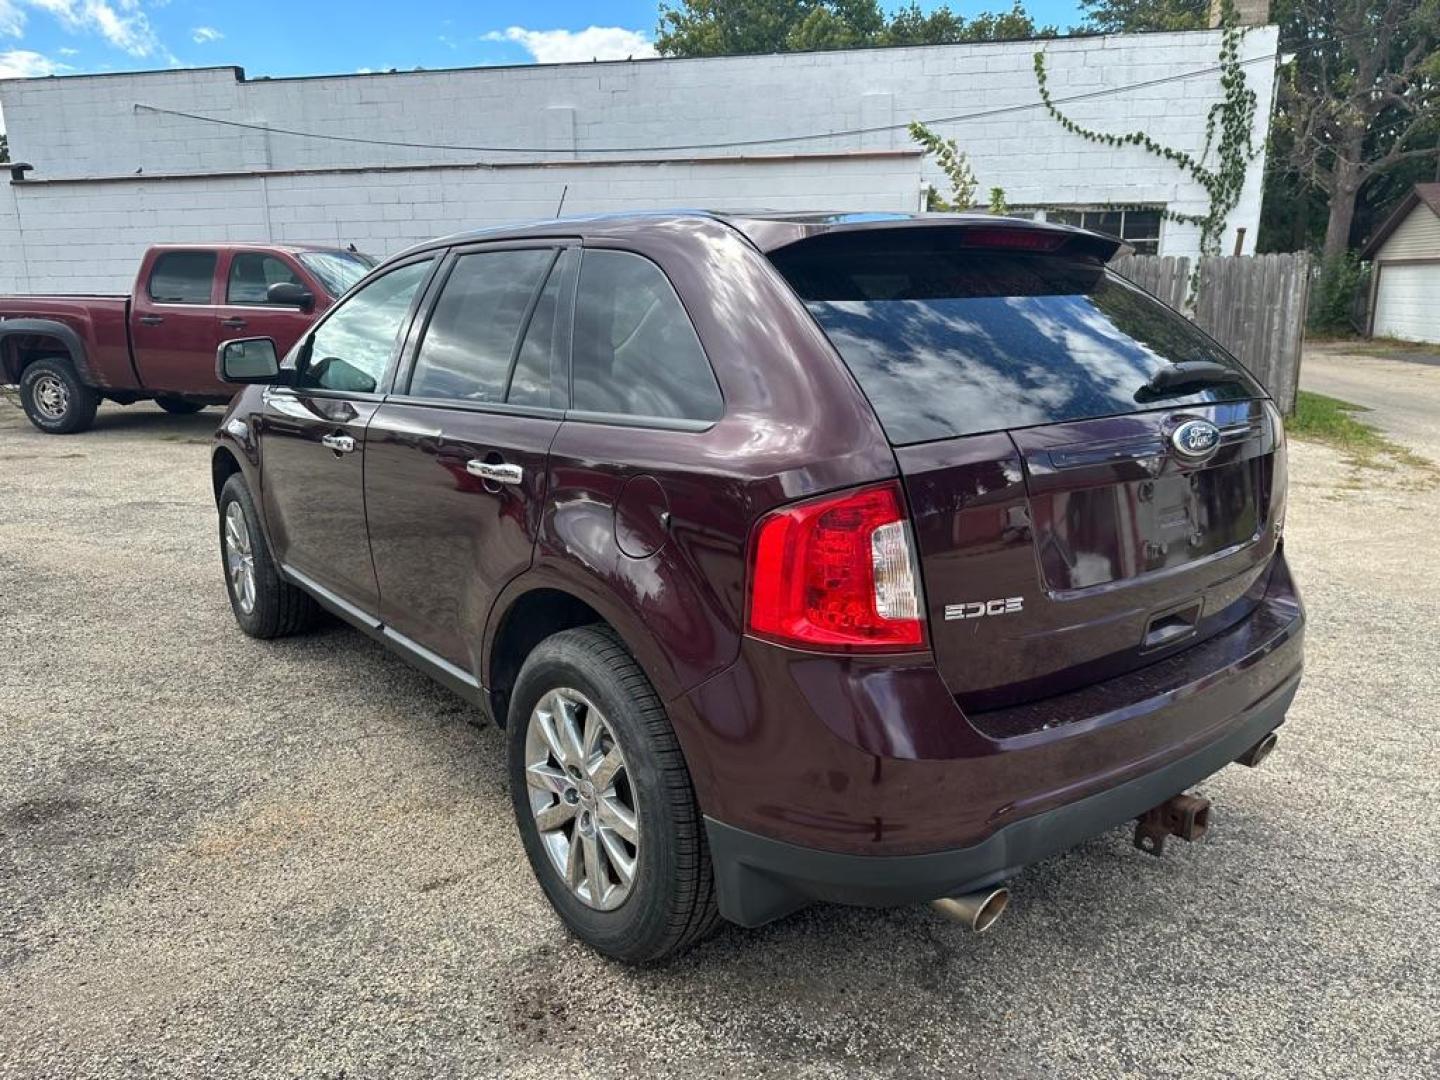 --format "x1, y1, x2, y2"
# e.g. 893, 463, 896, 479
705, 669, 1297, 926
673, 552, 1304, 927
